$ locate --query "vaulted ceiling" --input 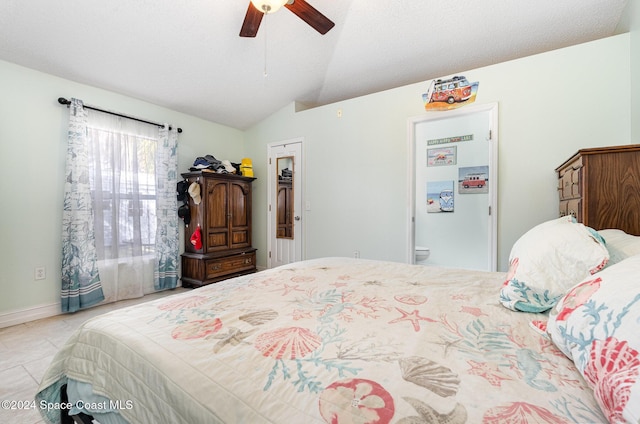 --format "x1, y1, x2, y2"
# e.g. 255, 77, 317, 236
0, 0, 629, 129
